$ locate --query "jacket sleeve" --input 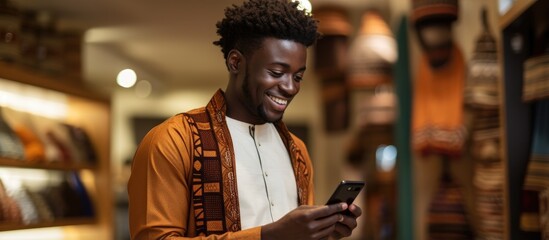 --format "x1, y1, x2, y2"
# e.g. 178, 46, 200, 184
127, 114, 261, 240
